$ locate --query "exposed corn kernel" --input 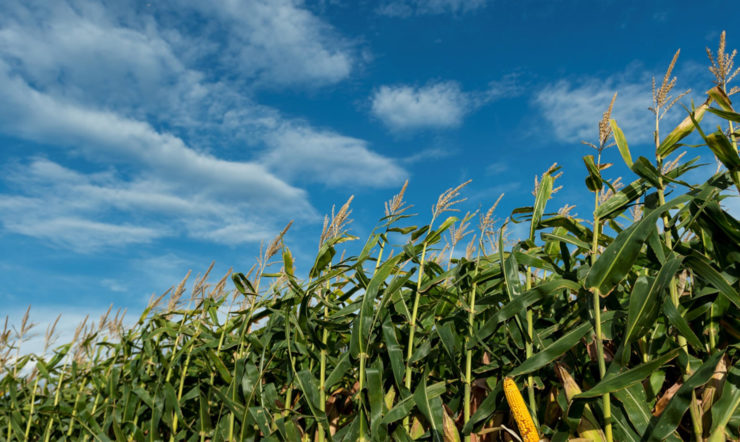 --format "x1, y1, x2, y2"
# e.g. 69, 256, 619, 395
504, 377, 539, 442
